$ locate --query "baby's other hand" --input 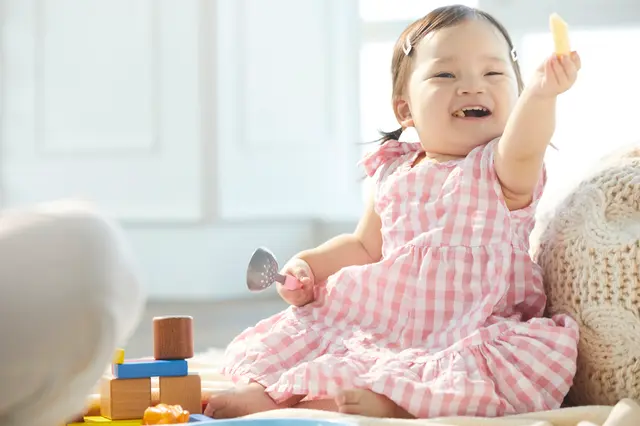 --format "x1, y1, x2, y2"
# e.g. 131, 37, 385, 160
527, 51, 581, 98
277, 258, 315, 307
